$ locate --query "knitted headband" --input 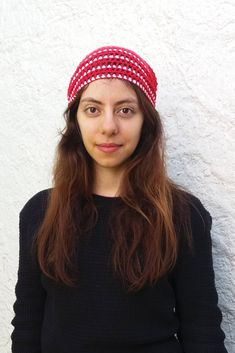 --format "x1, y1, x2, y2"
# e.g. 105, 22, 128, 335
67, 45, 158, 107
